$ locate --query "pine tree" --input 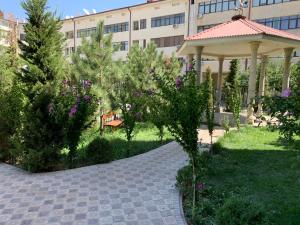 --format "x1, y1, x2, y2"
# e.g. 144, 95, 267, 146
224, 59, 239, 110
205, 67, 214, 145
16, 0, 65, 172
72, 21, 116, 135
18, 0, 64, 92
